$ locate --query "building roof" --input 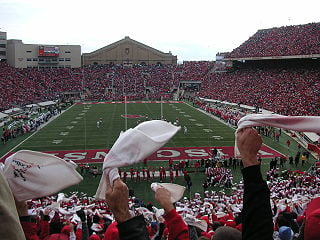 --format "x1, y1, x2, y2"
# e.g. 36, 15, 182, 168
83, 36, 175, 57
